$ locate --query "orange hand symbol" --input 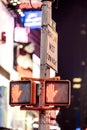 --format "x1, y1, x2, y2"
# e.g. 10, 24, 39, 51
11, 84, 22, 102
46, 83, 58, 102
